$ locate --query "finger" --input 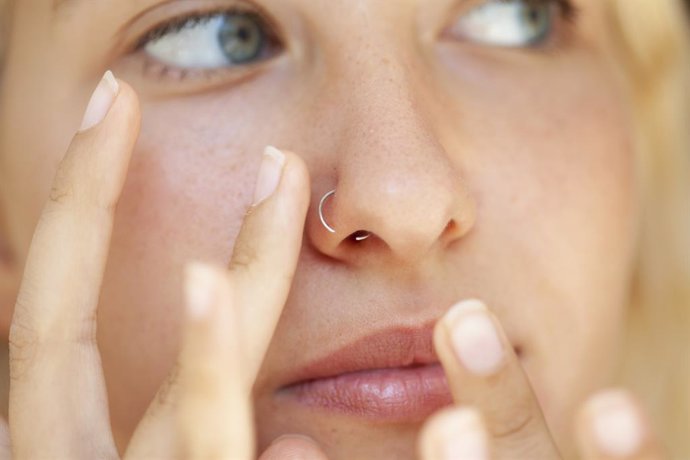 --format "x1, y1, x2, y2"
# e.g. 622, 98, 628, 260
258, 434, 330, 460
418, 406, 490, 460
127, 265, 250, 460
123, 362, 180, 459
433, 299, 561, 459
177, 263, 253, 459
126, 147, 310, 459
576, 389, 664, 460
8, 71, 140, 458
230, 146, 311, 381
